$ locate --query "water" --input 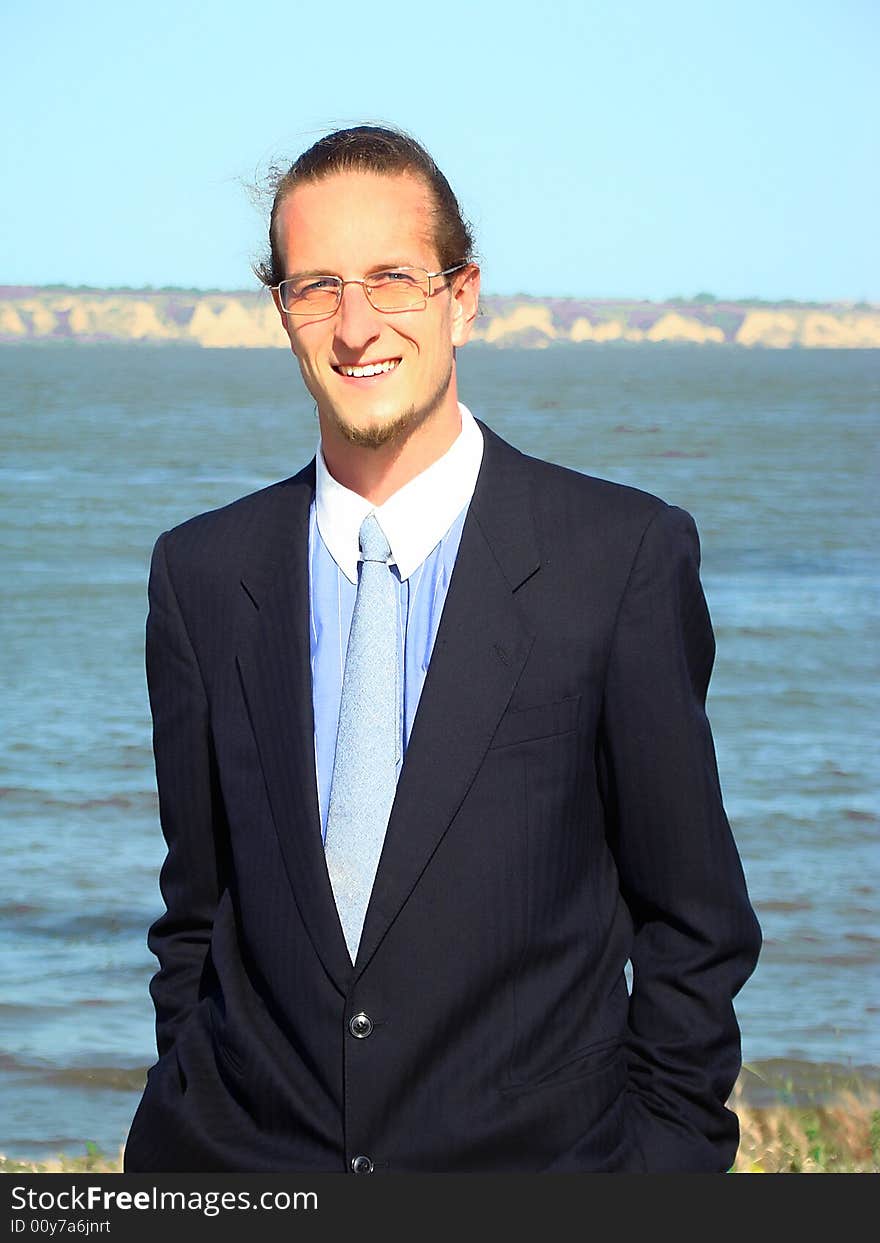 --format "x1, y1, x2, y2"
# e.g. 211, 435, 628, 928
1, 343, 878, 1159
